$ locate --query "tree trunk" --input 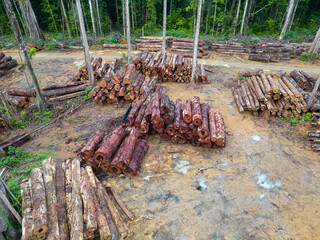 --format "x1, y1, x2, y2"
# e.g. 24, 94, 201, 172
96, 0, 102, 34
76, 0, 95, 88
116, 0, 119, 20
88, 0, 96, 38
3, 0, 46, 109
125, 0, 131, 64
233, 0, 241, 36
191, 0, 202, 83
212, 0, 217, 35
162, 0, 167, 54
12, 0, 28, 36
61, 0, 72, 38
308, 27, 320, 55
122, 0, 126, 37
131, 0, 134, 30
288, 0, 298, 30
221, 0, 228, 33
205, 1, 211, 34
279, 0, 295, 40
240, 0, 249, 35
